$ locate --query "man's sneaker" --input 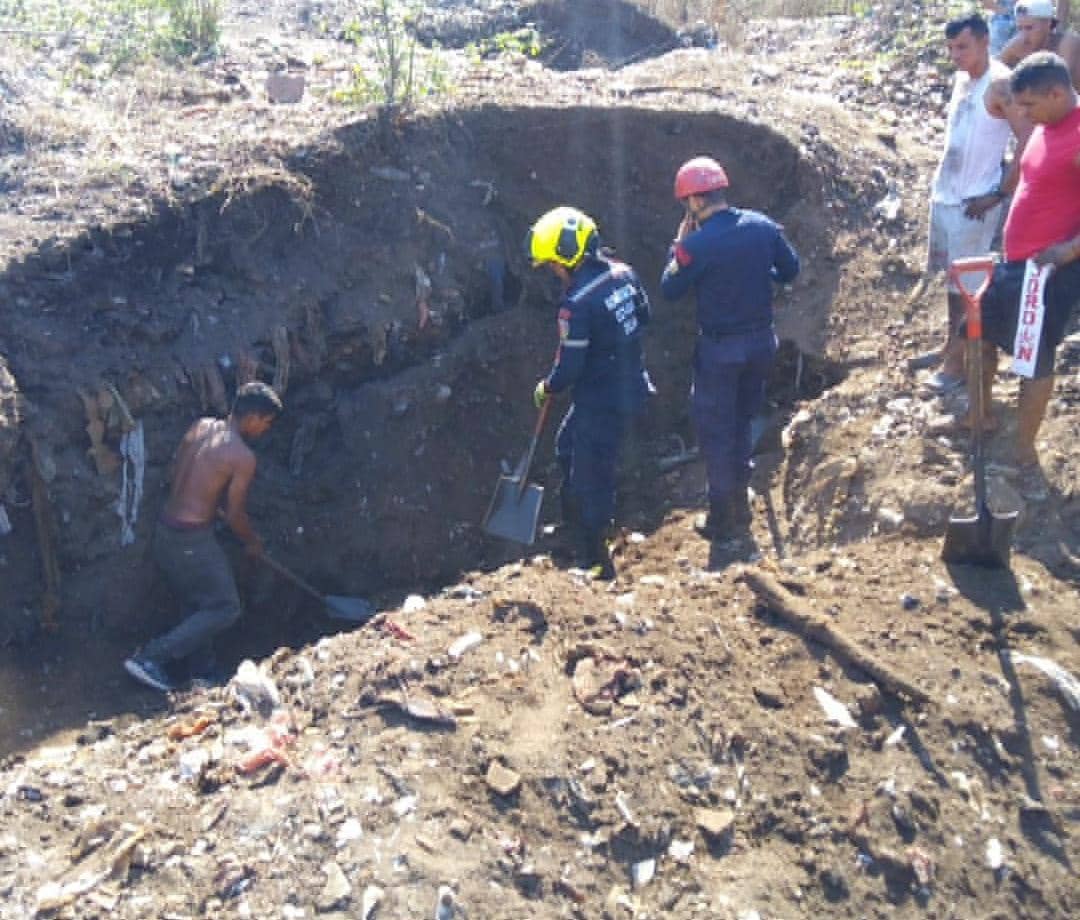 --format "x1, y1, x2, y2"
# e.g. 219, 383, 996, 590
124, 656, 173, 692
923, 371, 965, 394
